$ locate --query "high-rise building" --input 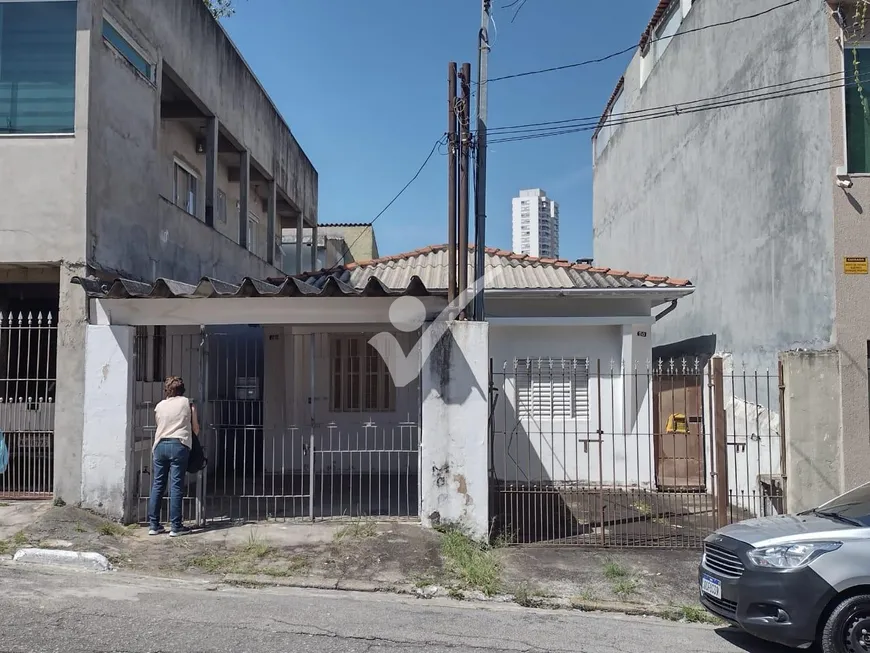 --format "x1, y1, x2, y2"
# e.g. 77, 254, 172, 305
511, 189, 560, 258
